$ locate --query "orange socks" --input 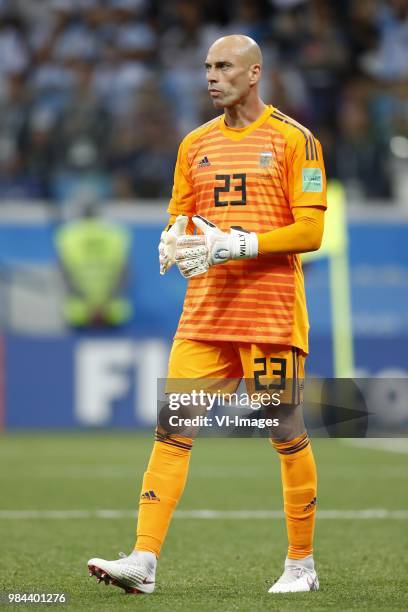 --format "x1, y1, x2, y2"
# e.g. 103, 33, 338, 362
135, 431, 193, 557
271, 433, 317, 559
136, 430, 316, 560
